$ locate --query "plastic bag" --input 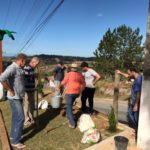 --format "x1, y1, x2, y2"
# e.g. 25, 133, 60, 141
81, 128, 101, 144
38, 100, 48, 109
78, 114, 95, 132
